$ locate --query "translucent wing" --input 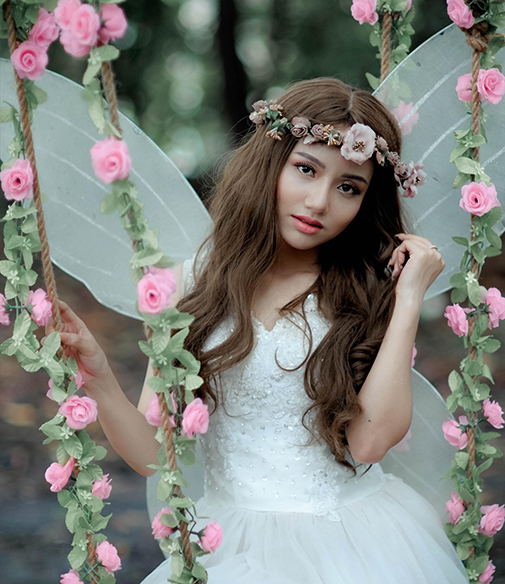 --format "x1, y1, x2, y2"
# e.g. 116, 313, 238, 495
374, 23, 505, 300
0, 59, 213, 320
